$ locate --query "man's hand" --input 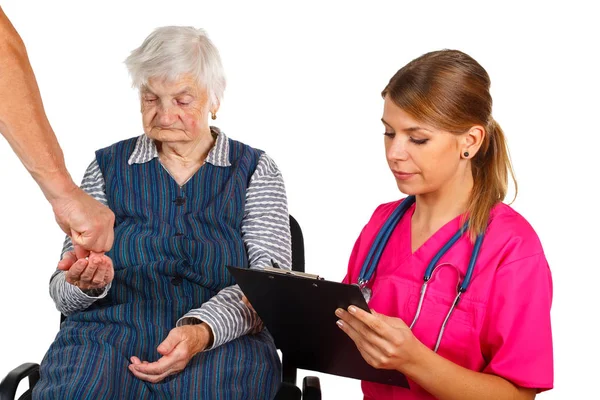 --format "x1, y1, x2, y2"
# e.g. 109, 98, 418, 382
1, 8, 115, 252
51, 186, 115, 252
